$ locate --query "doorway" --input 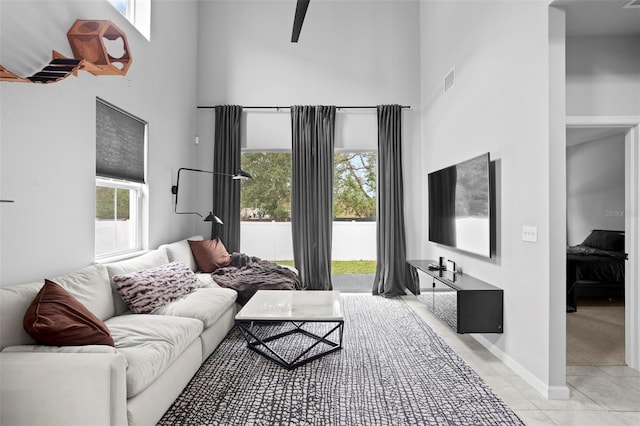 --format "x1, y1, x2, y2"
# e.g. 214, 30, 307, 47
566, 117, 640, 370
565, 127, 626, 365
